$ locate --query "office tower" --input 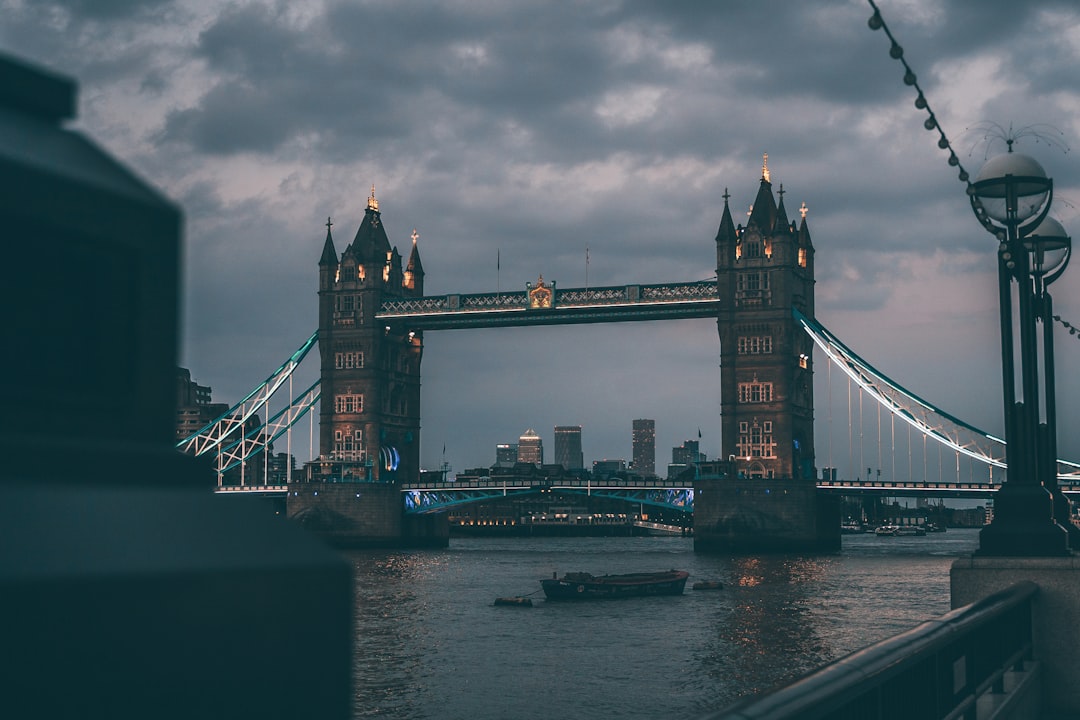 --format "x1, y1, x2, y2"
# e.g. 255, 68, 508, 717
495, 443, 518, 467
632, 419, 656, 476
175, 367, 229, 443
554, 425, 584, 470
517, 429, 543, 465
672, 439, 703, 466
